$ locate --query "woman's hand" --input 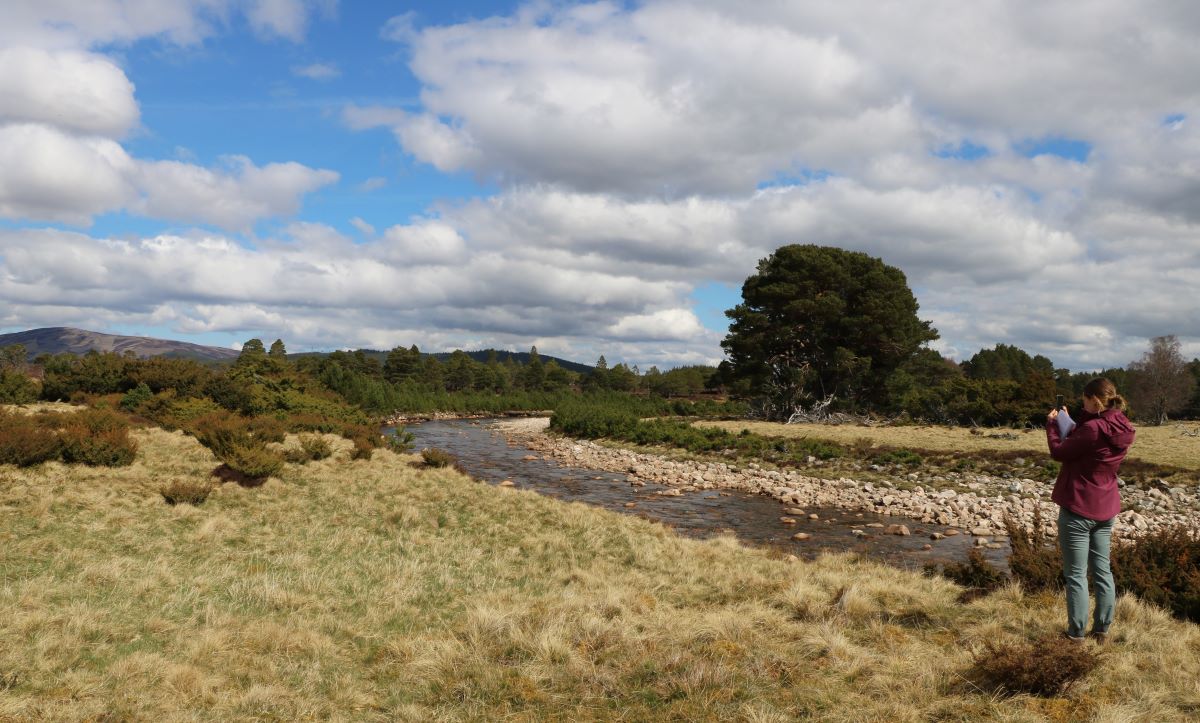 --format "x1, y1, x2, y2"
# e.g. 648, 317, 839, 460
1047, 408, 1059, 423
